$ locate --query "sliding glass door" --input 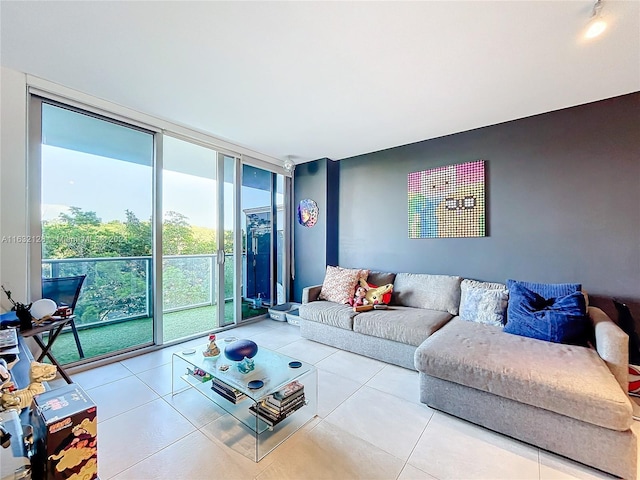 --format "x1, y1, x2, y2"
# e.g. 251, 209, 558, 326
35, 99, 155, 364
30, 95, 290, 365
162, 138, 246, 340
240, 165, 286, 320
